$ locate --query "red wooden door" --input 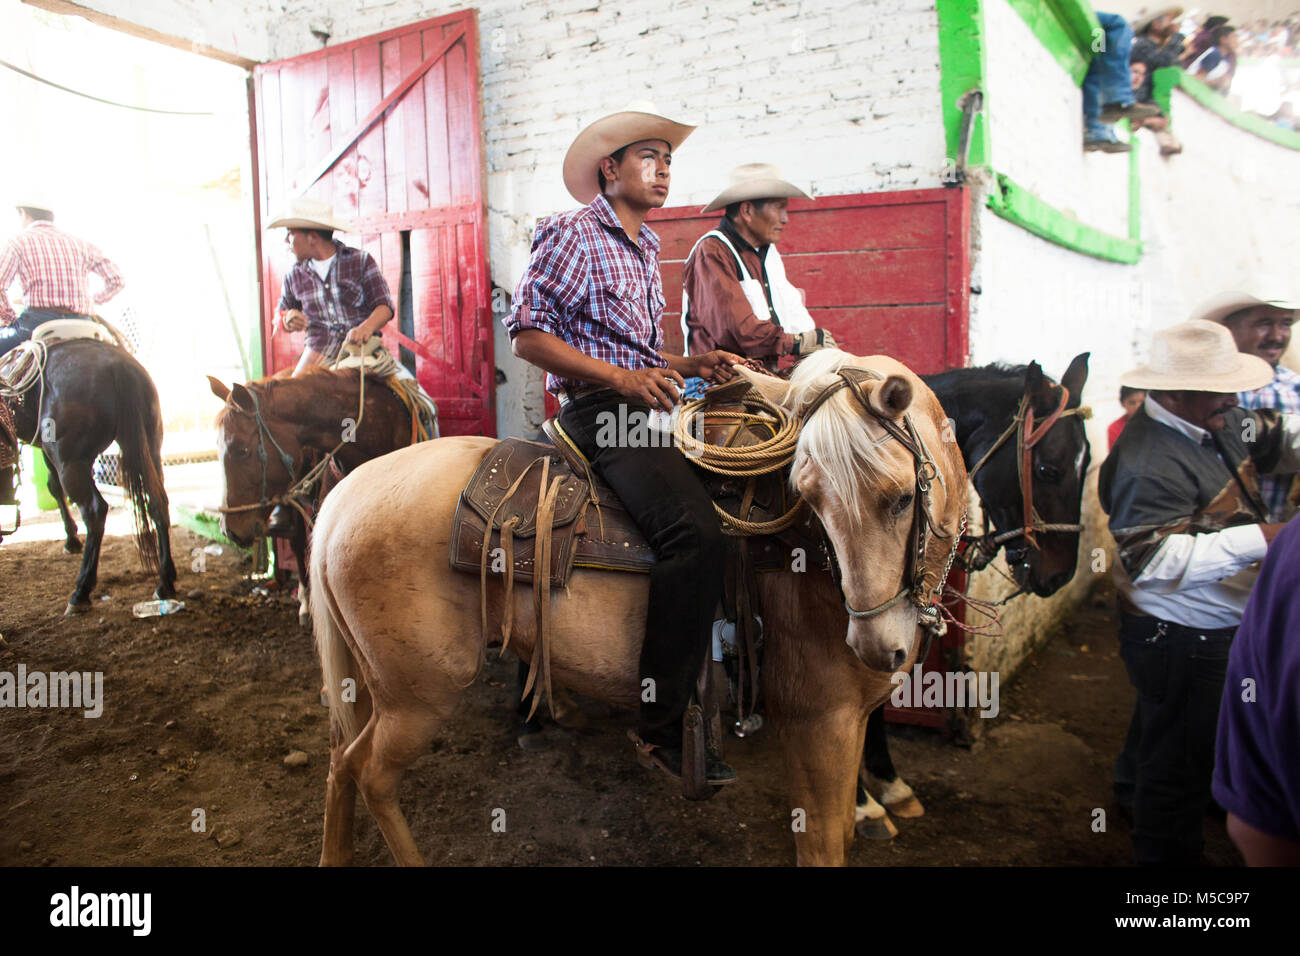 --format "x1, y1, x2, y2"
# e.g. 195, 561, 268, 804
650, 187, 972, 728
648, 187, 969, 371
251, 9, 494, 436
